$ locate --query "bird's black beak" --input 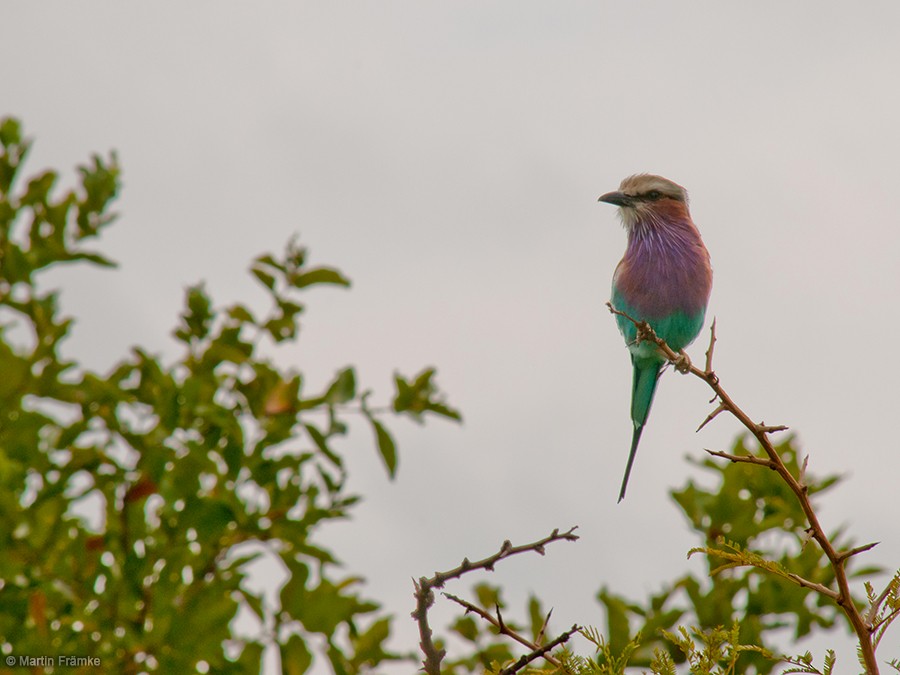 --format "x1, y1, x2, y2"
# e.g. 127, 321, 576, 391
598, 191, 633, 207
